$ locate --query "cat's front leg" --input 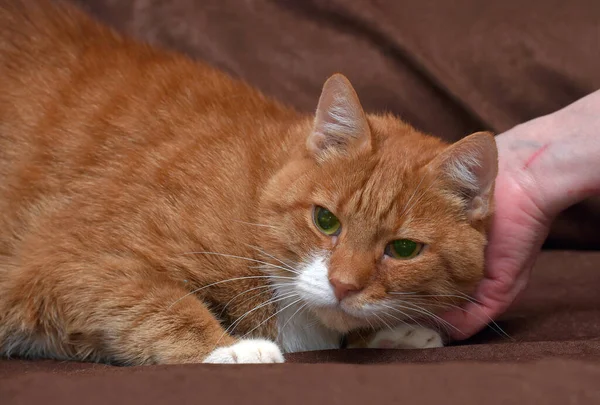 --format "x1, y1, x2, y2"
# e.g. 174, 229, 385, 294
0, 268, 284, 364
347, 325, 444, 349
96, 283, 285, 364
